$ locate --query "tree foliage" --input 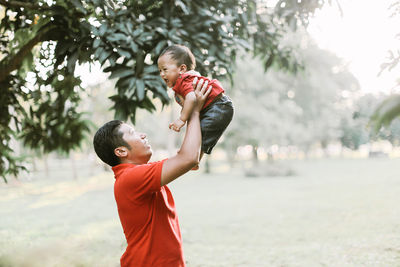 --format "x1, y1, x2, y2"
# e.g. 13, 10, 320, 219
369, 1, 400, 131
342, 94, 400, 149
224, 31, 359, 156
0, 0, 327, 182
